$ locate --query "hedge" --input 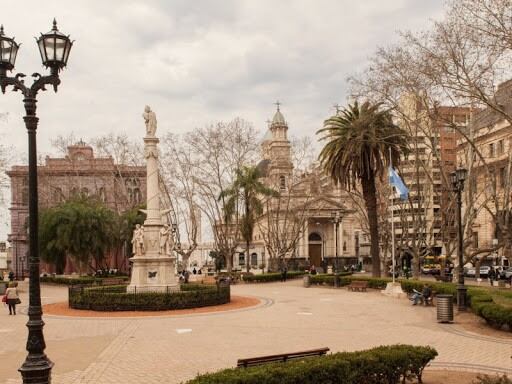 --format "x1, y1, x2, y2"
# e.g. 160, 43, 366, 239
69, 283, 230, 311
186, 344, 437, 384
313, 275, 512, 331
243, 271, 306, 283
41, 275, 129, 285
309, 272, 353, 286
